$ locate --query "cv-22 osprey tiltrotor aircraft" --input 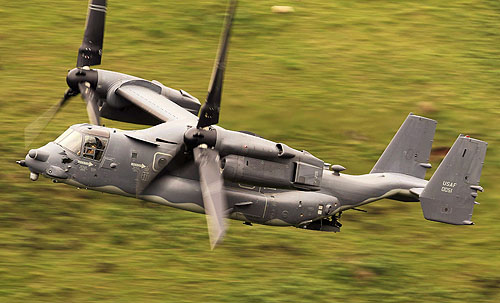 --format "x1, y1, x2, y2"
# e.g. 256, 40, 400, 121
19, 0, 488, 248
